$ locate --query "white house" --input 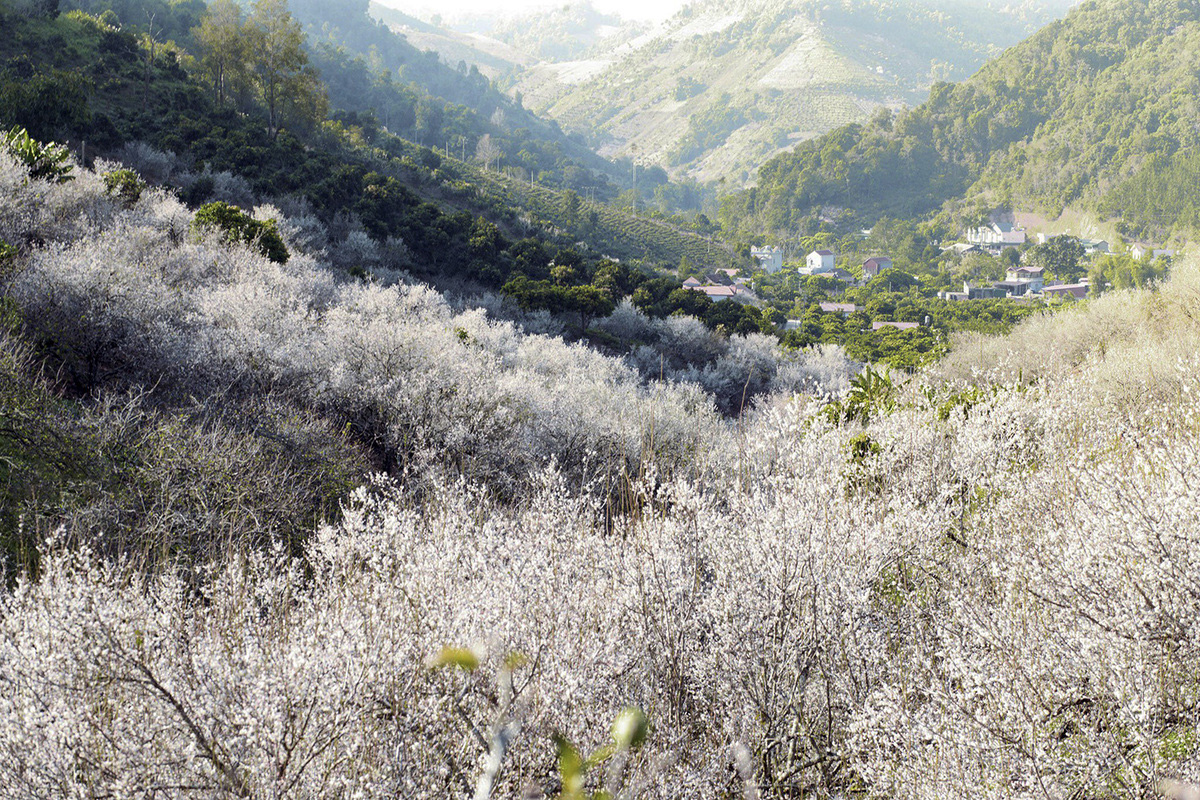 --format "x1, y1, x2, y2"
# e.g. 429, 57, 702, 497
966, 221, 1026, 248
751, 245, 784, 273
1005, 265, 1045, 292
805, 249, 836, 274
1131, 243, 1175, 260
